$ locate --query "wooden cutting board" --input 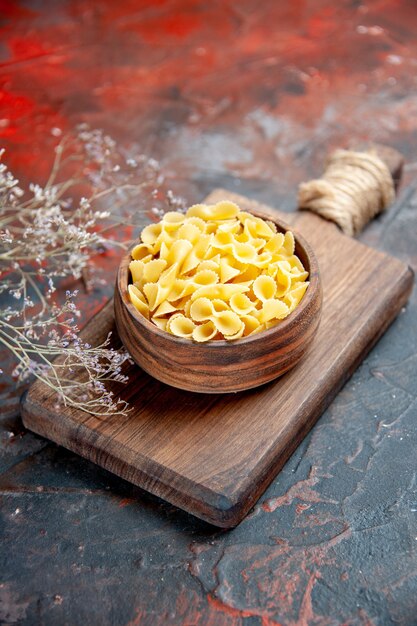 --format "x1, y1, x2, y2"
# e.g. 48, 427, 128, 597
21, 189, 414, 527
